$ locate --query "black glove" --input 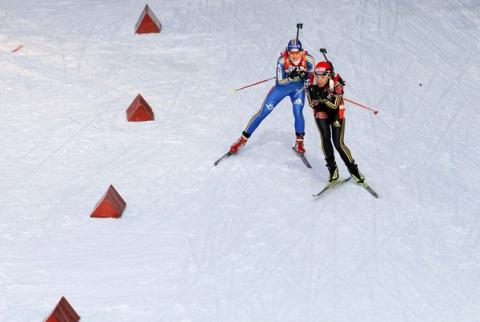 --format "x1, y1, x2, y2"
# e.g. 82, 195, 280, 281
318, 89, 329, 100
288, 67, 307, 80
288, 68, 300, 79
